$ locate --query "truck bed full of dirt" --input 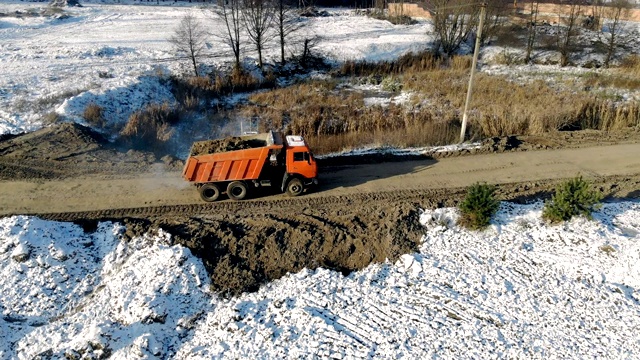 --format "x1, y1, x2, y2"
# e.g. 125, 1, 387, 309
189, 137, 268, 157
